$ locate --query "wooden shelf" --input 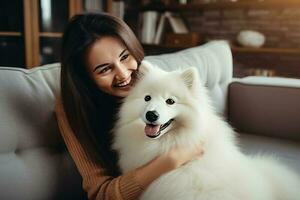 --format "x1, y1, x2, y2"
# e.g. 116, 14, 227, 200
231, 46, 300, 55
143, 43, 300, 55
138, 1, 300, 12
39, 32, 63, 38
0, 32, 22, 36
143, 43, 191, 51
